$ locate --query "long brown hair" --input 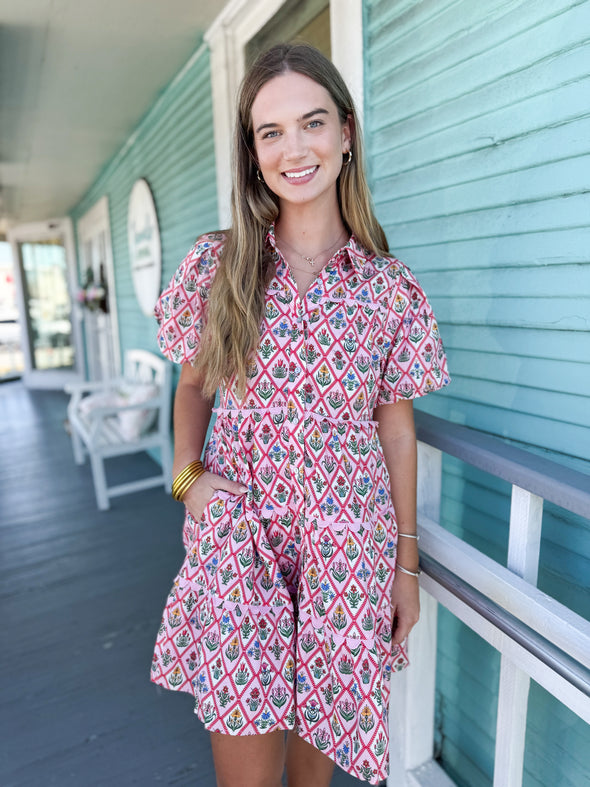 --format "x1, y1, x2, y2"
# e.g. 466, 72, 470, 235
194, 43, 389, 398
